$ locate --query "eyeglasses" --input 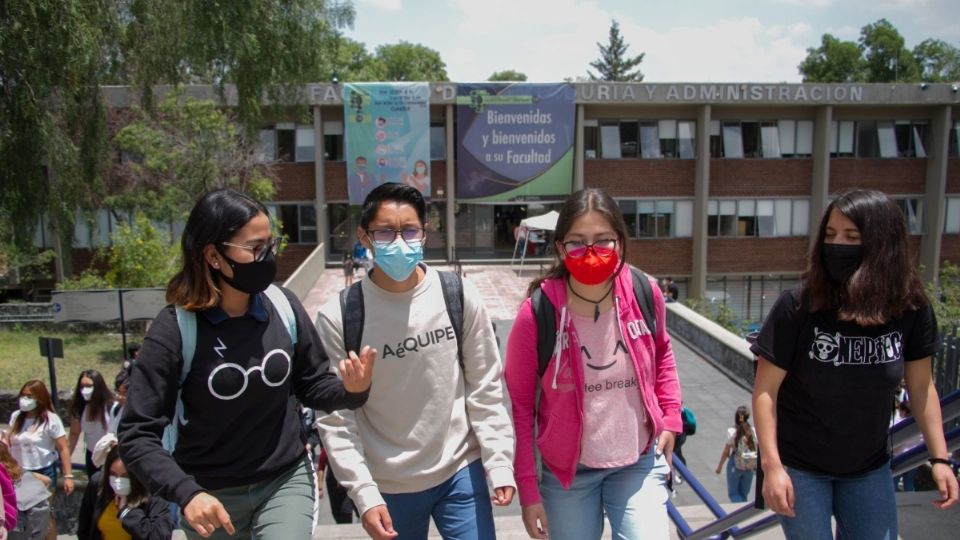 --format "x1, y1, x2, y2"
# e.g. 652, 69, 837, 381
562, 239, 618, 258
366, 228, 425, 246
221, 237, 279, 261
